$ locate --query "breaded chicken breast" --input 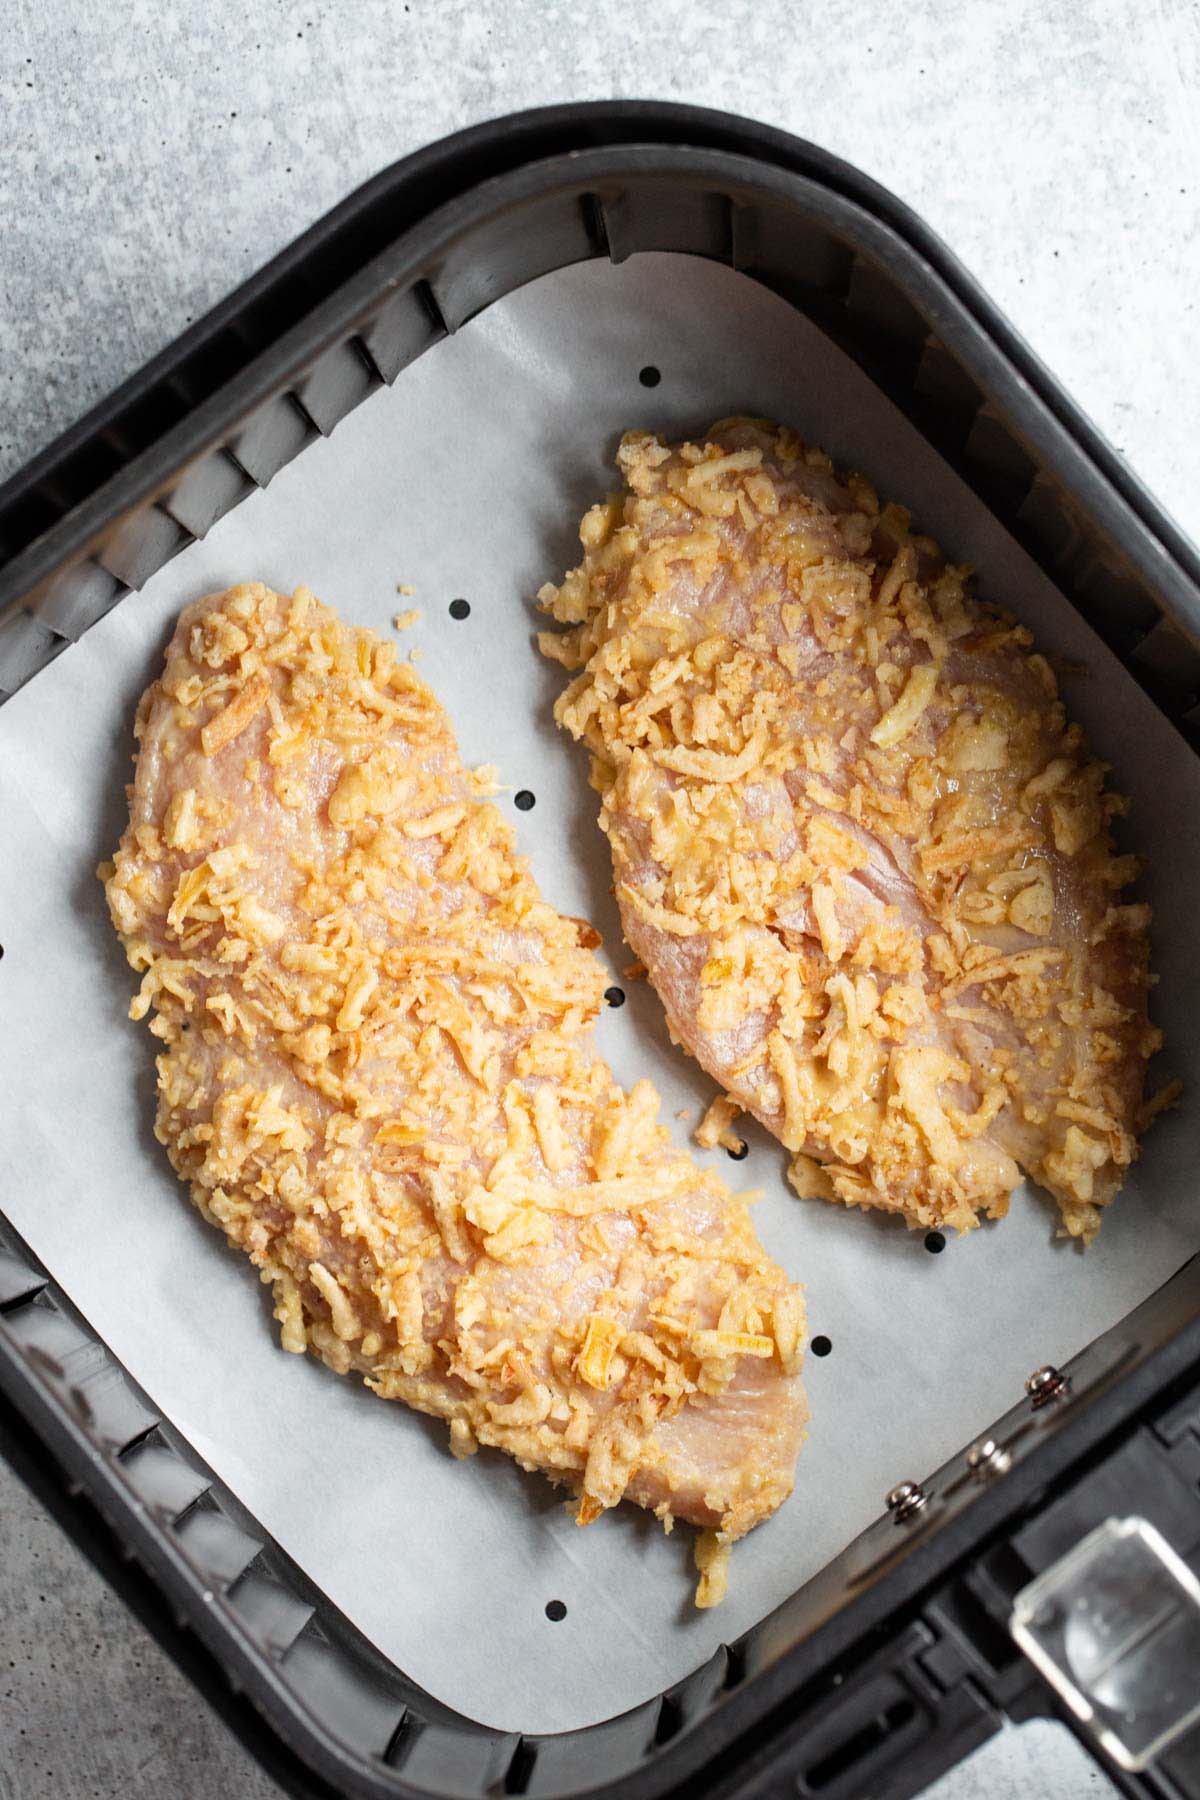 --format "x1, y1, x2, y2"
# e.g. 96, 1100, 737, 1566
539, 421, 1162, 1242
103, 582, 807, 1598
